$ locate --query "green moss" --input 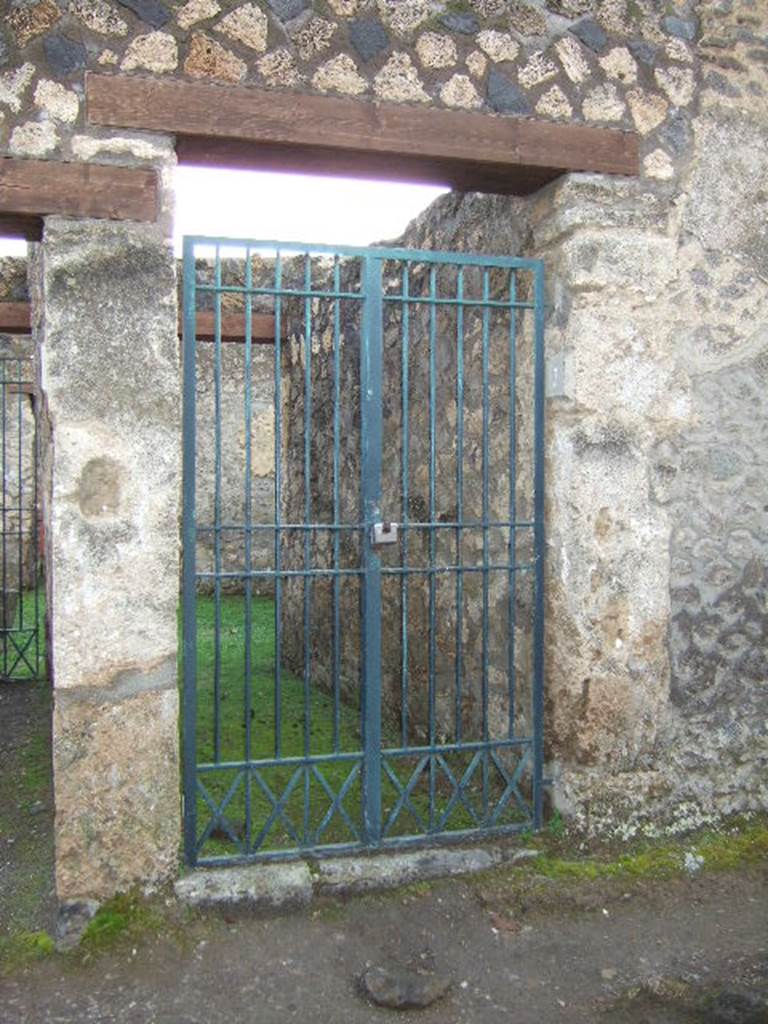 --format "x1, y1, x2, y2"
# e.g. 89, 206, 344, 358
0, 930, 55, 974
509, 818, 768, 885
80, 892, 164, 954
